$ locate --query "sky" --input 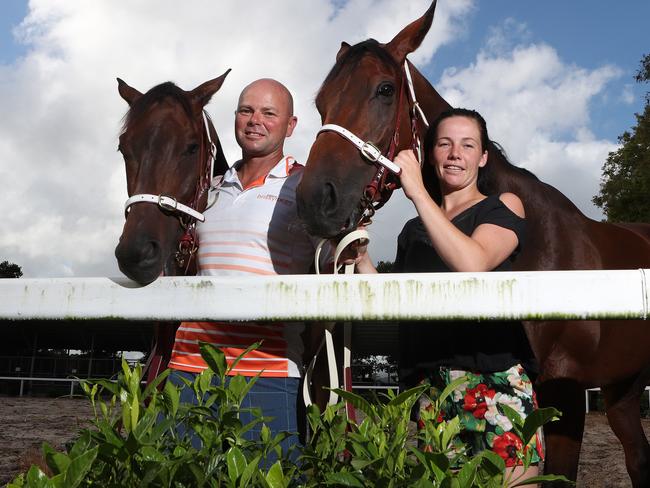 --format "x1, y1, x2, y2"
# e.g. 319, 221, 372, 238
0, 0, 648, 278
